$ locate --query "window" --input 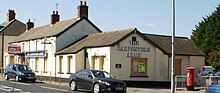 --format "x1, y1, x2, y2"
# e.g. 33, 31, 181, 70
67, 56, 72, 73
91, 56, 96, 69
59, 56, 63, 73
130, 58, 148, 77
36, 41, 38, 50
132, 37, 136, 41
130, 36, 139, 45
44, 55, 48, 72
77, 70, 86, 76
10, 56, 14, 64
35, 58, 39, 72
22, 43, 25, 51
